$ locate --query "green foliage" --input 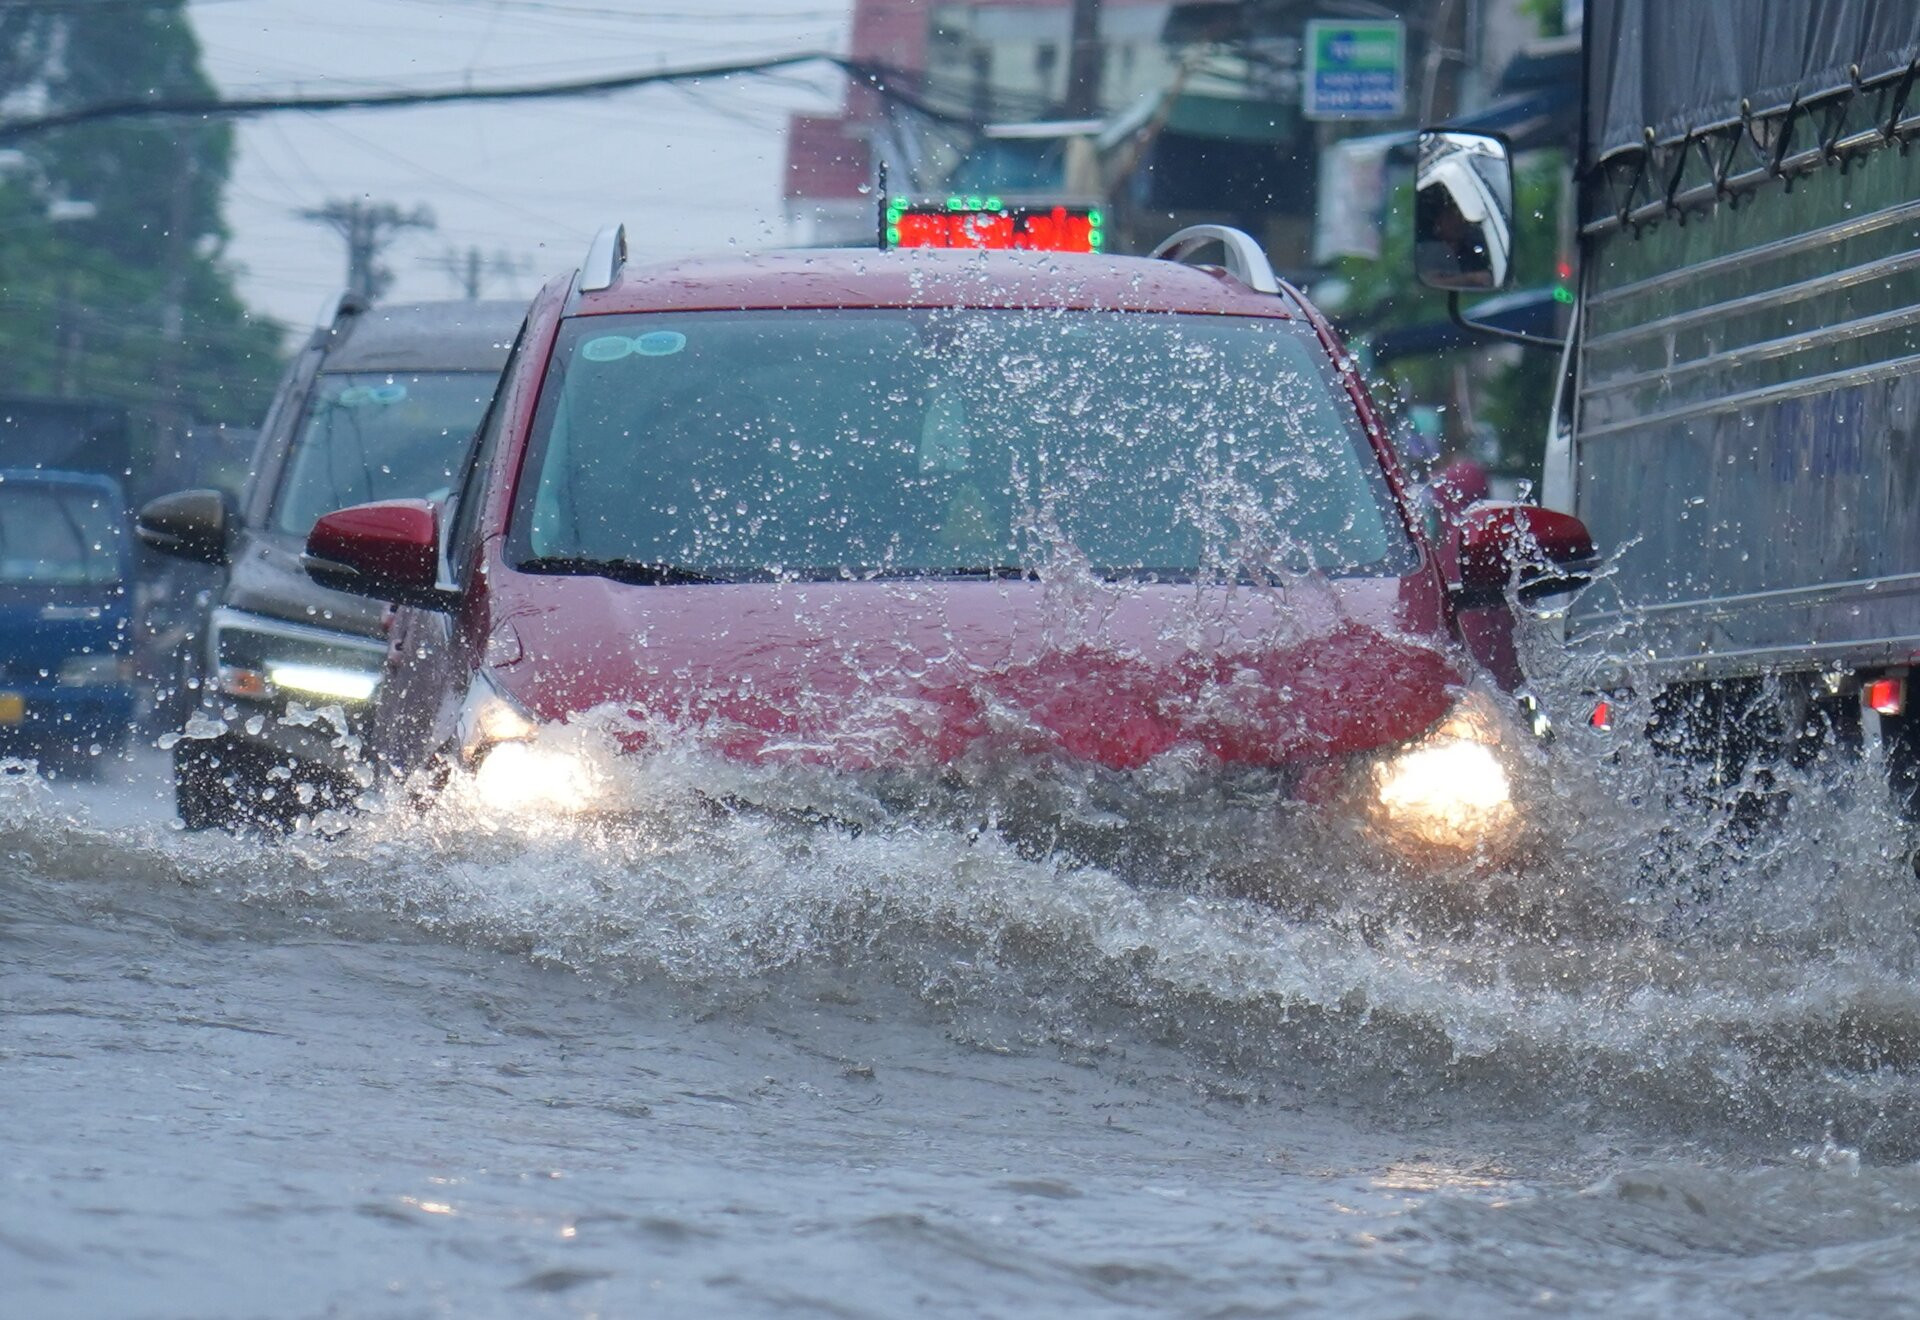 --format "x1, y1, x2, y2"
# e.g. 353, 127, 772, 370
1519, 0, 1567, 38
0, 2, 283, 451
